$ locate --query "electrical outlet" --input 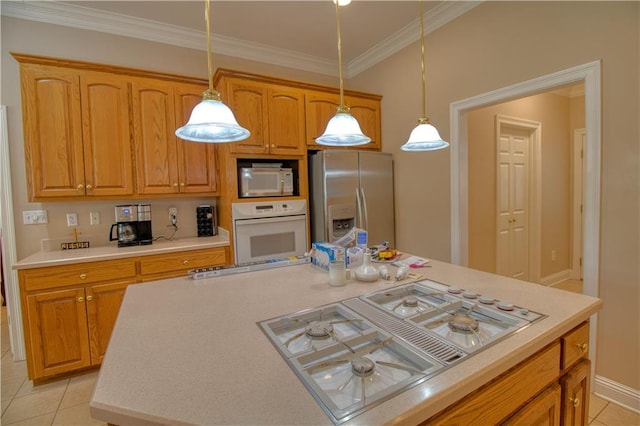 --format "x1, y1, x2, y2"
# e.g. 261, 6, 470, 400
66, 213, 78, 227
23, 210, 48, 225
168, 207, 178, 225
90, 211, 100, 225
